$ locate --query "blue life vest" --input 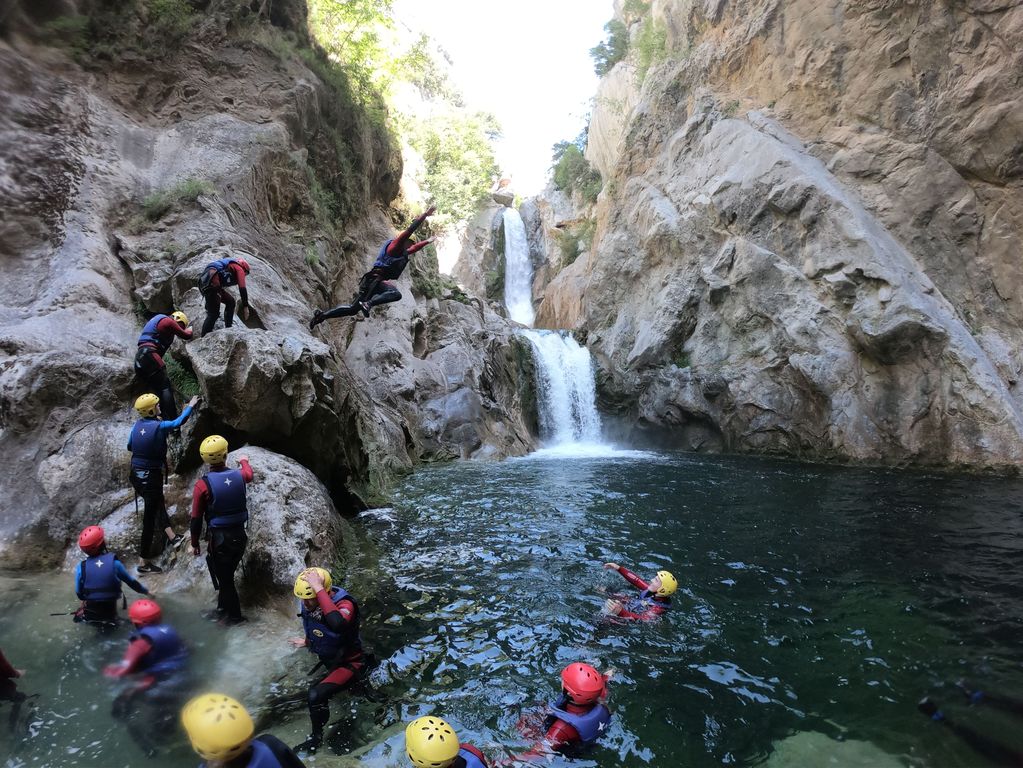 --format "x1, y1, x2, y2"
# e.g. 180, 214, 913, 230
80, 552, 122, 601
134, 624, 188, 678
205, 258, 239, 287
458, 745, 488, 768
372, 239, 409, 279
548, 695, 612, 746
205, 468, 248, 527
299, 587, 362, 661
198, 737, 282, 768
137, 314, 170, 353
130, 418, 167, 469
